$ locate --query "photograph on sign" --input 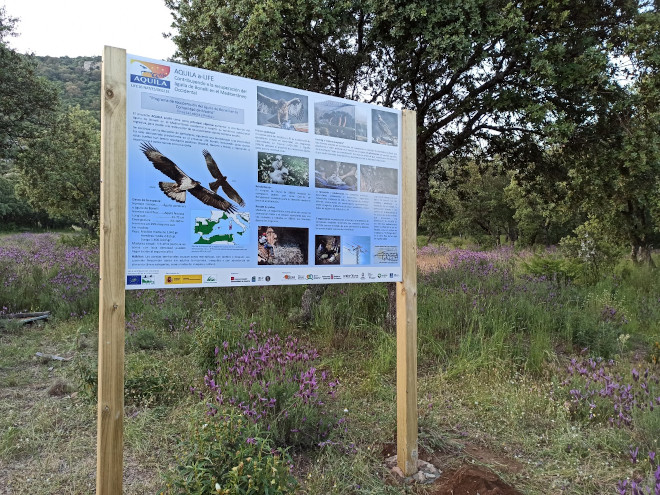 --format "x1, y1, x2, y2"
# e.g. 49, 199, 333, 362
126, 55, 402, 288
